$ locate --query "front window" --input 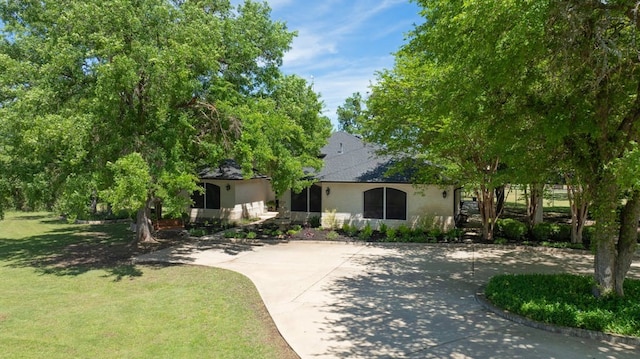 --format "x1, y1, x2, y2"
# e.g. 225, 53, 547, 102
363, 187, 407, 220
191, 182, 221, 209
291, 184, 322, 212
